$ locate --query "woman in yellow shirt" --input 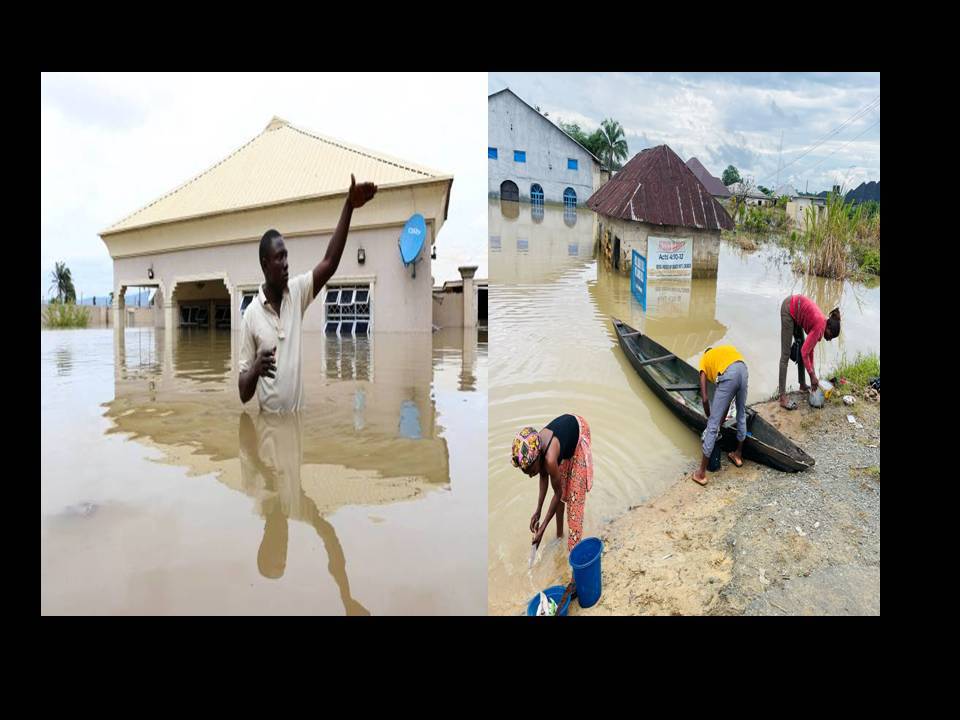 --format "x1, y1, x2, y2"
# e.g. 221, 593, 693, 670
692, 345, 749, 486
